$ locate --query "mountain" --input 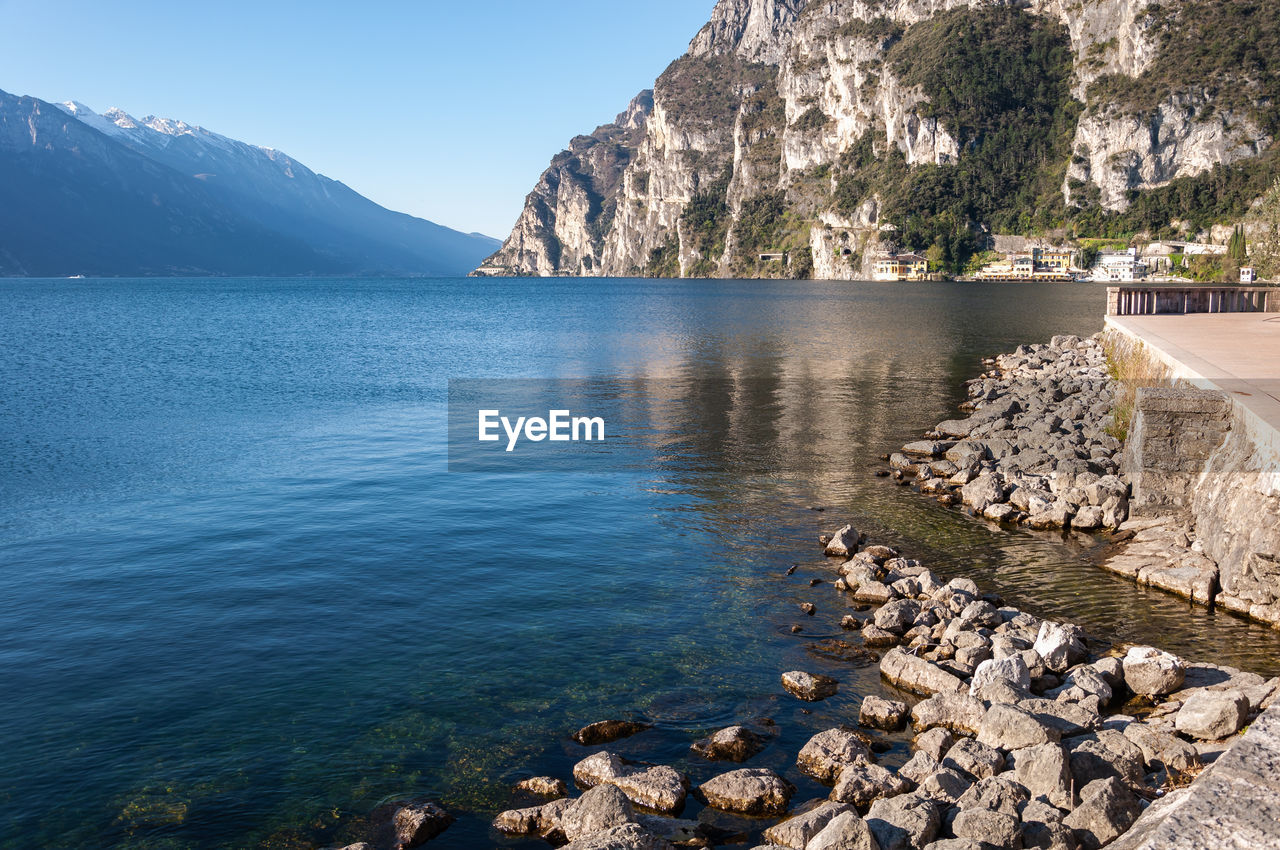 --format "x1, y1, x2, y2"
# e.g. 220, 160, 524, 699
0, 89, 498, 277
481, 0, 1279, 278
